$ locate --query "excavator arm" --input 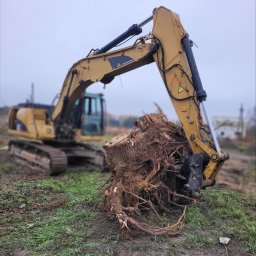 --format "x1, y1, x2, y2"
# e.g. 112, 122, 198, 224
51, 6, 228, 191
8, 6, 228, 185
151, 7, 229, 188
51, 43, 156, 122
